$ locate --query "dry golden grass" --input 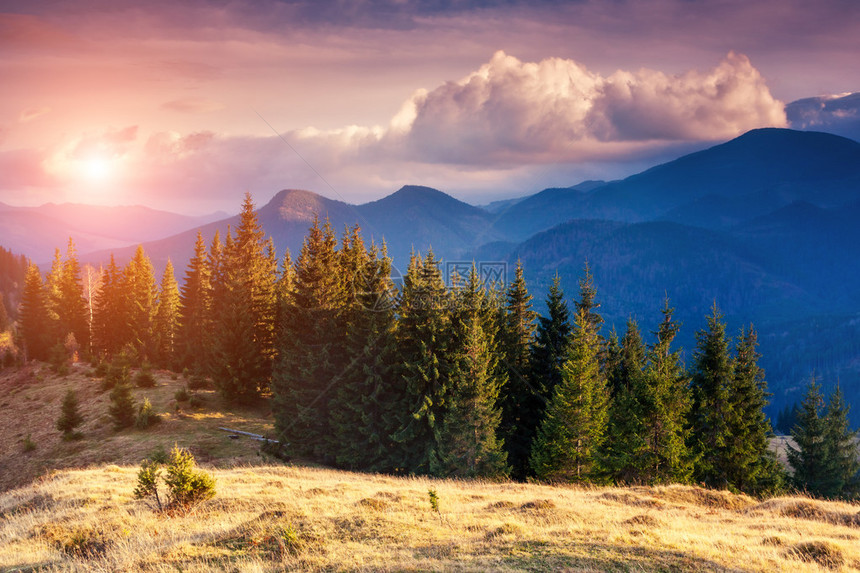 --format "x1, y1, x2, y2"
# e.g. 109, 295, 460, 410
0, 362, 276, 493
3, 465, 860, 571
2, 364, 860, 571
